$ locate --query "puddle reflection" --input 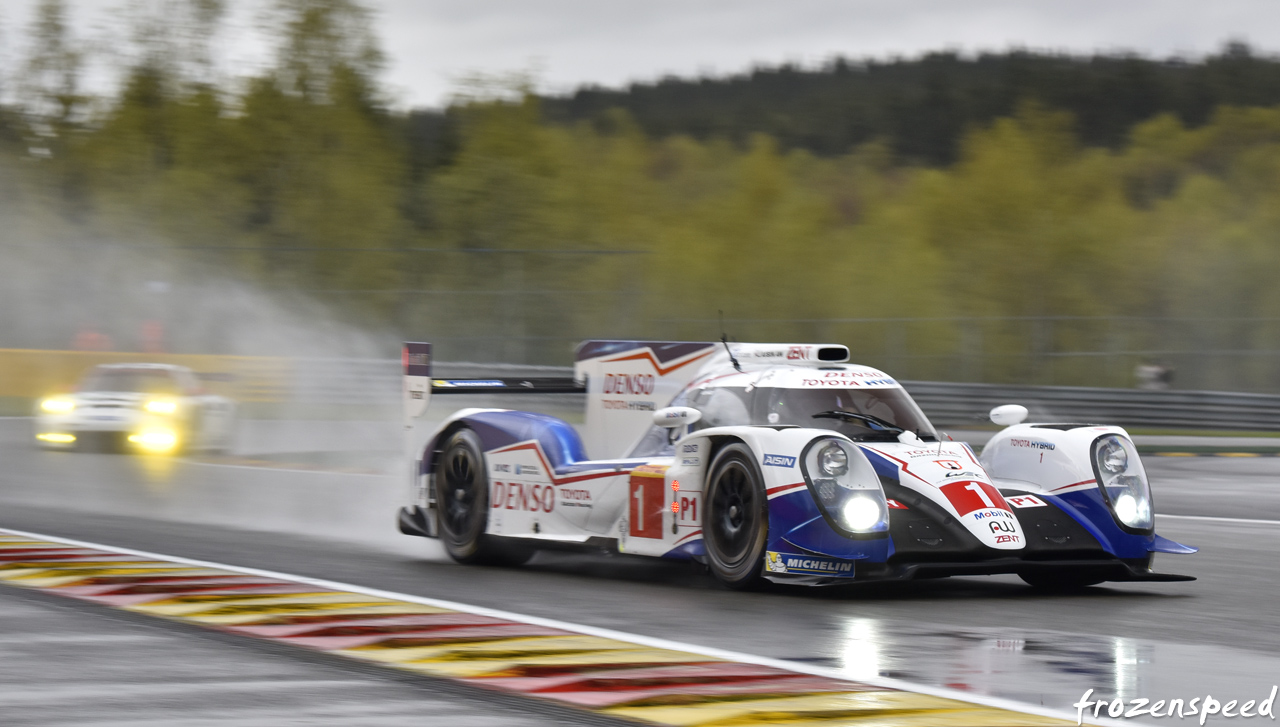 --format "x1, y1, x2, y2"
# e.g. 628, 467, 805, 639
834, 617, 1160, 709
